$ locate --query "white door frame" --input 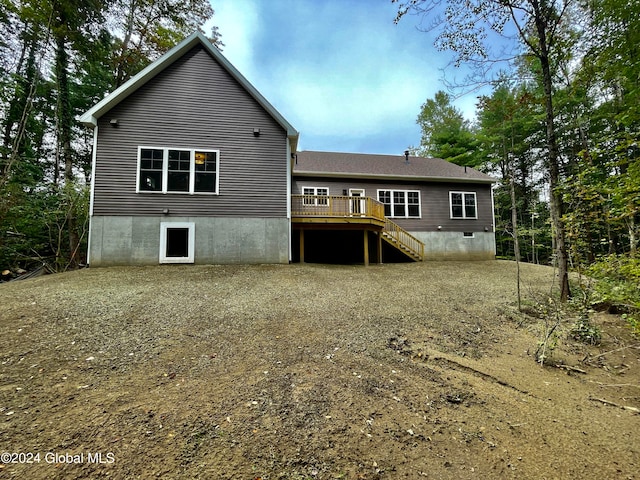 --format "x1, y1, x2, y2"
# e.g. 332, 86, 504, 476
349, 188, 366, 215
